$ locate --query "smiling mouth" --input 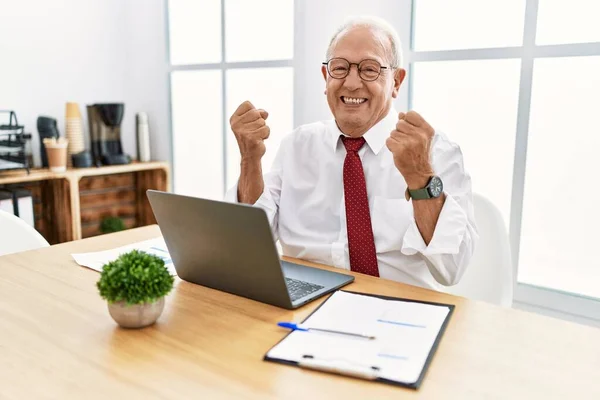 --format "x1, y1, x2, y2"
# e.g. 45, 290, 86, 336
341, 96, 367, 105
